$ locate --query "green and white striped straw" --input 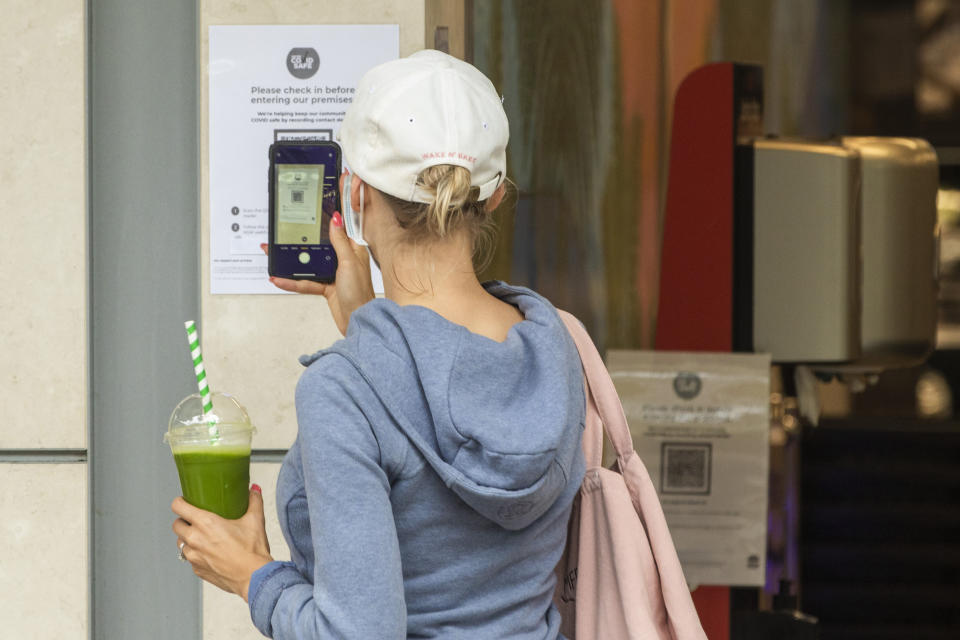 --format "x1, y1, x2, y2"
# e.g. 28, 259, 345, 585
184, 320, 218, 438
